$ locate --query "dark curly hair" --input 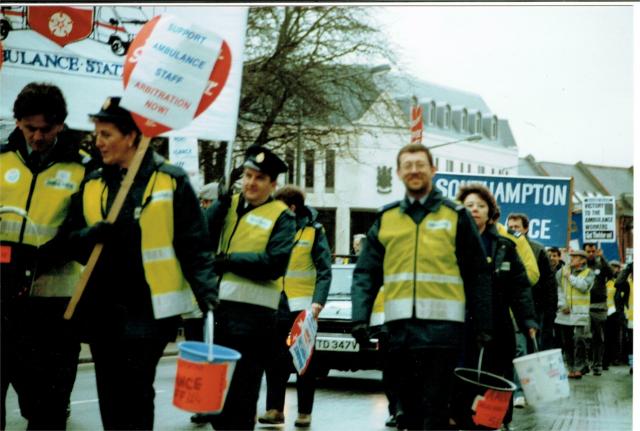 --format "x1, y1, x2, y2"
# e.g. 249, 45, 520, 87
13, 82, 67, 124
456, 183, 500, 223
